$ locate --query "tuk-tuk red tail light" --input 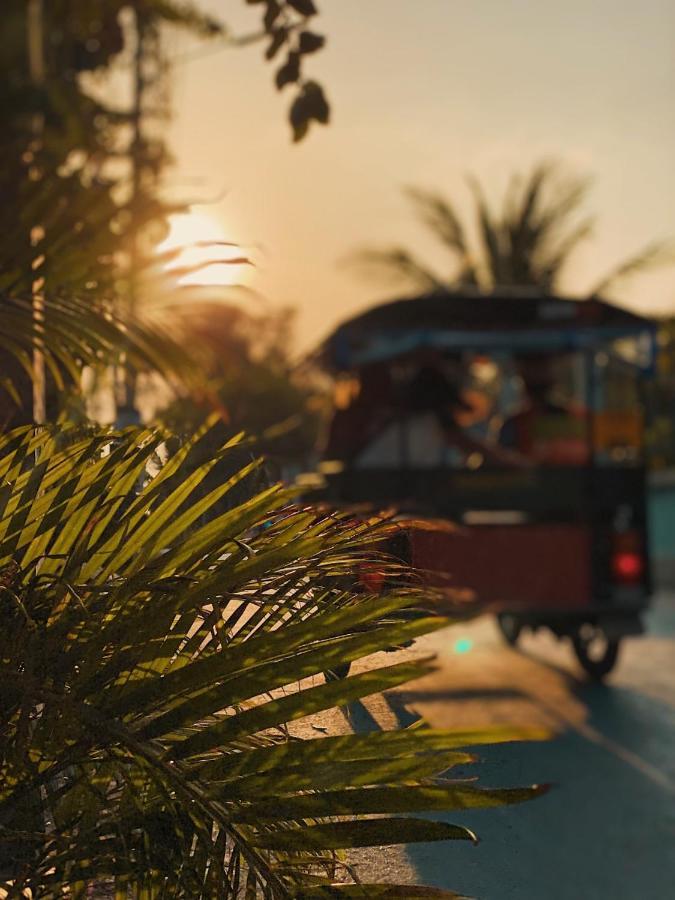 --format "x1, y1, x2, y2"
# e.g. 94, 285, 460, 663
612, 551, 643, 583
611, 531, 644, 584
